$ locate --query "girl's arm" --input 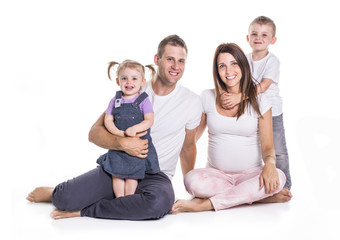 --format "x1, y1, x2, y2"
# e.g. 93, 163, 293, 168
89, 112, 148, 158
125, 112, 154, 137
104, 113, 125, 137
258, 108, 280, 194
